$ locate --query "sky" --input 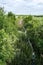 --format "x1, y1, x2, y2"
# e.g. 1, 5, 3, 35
0, 0, 43, 15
